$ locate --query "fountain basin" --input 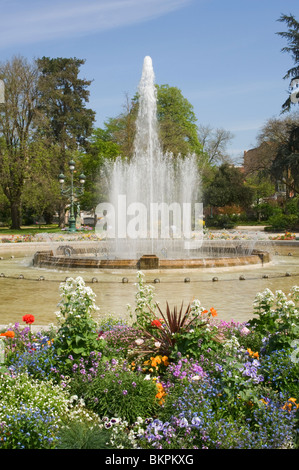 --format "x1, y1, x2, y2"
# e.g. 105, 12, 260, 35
33, 248, 270, 270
